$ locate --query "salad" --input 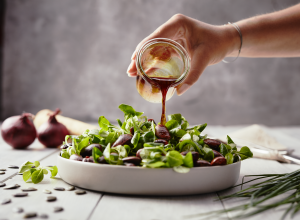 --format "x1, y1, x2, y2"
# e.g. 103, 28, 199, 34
60, 104, 253, 173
